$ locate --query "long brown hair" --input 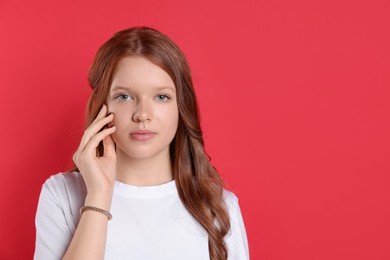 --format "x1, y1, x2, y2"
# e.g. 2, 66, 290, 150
75, 27, 230, 259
